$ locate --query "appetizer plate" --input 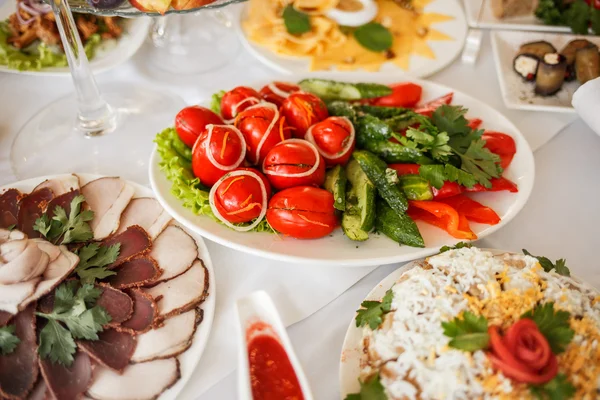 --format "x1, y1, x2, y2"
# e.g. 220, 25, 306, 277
463, 0, 572, 32
0, 1, 150, 76
234, 0, 467, 78
0, 173, 216, 400
149, 72, 535, 267
491, 30, 600, 113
